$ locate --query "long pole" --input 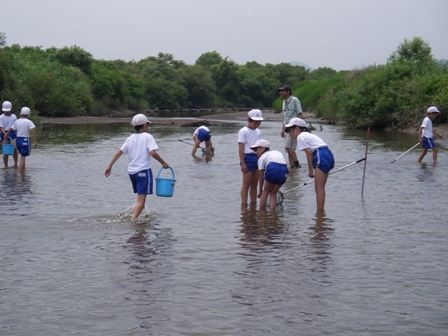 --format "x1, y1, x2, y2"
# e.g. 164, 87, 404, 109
361, 128, 370, 199
391, 142, 420, 163
282, 157, 366, 195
